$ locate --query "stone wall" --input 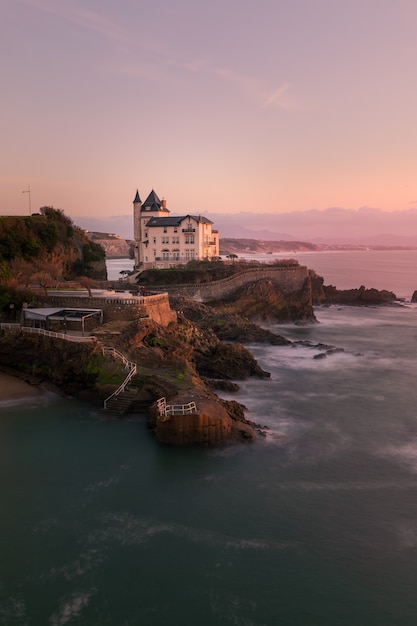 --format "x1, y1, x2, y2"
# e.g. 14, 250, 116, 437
44, 293, 176, 326
158, 265, 309, 302
155, 412, 233, 445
